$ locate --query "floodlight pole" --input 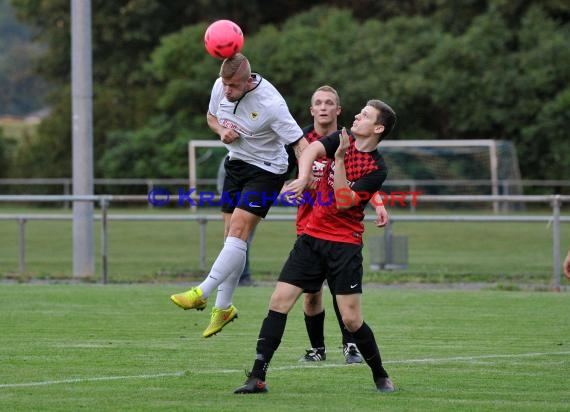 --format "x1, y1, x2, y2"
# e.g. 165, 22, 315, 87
552, 195, 561, 291
71, 0, 94, 277
489, 141, 499, 214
